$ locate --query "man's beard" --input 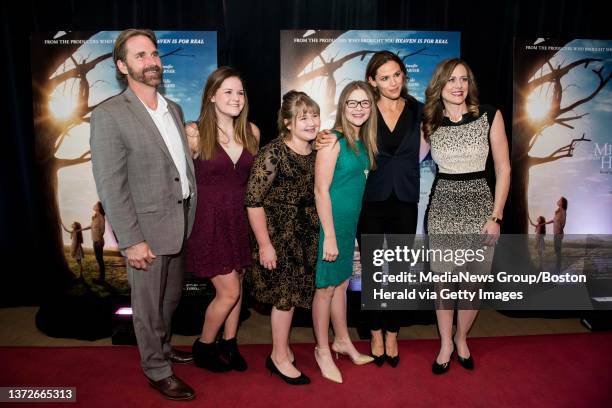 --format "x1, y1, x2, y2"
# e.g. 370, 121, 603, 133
127, 64, 163, 87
